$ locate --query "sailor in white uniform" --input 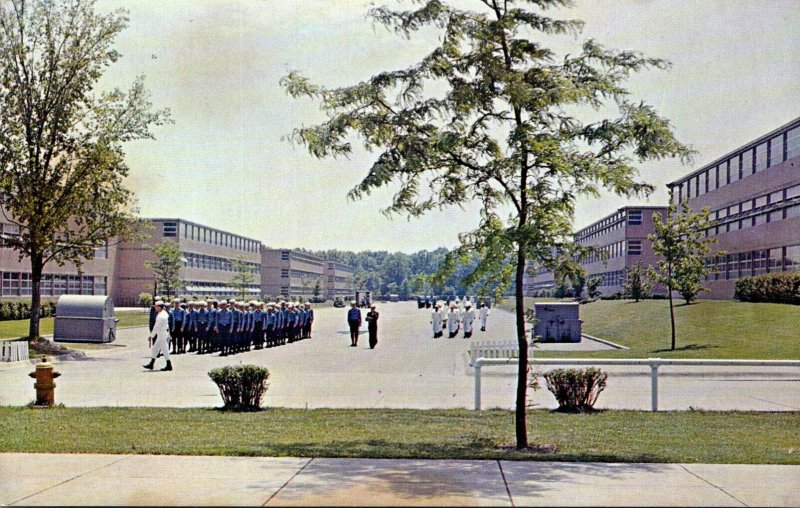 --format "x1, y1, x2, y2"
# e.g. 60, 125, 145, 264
447, 304, 461, 338
478, 302, 490, 332
143, 301, 173, 371
431, 304, 443, 338
461, 302, 476, 339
